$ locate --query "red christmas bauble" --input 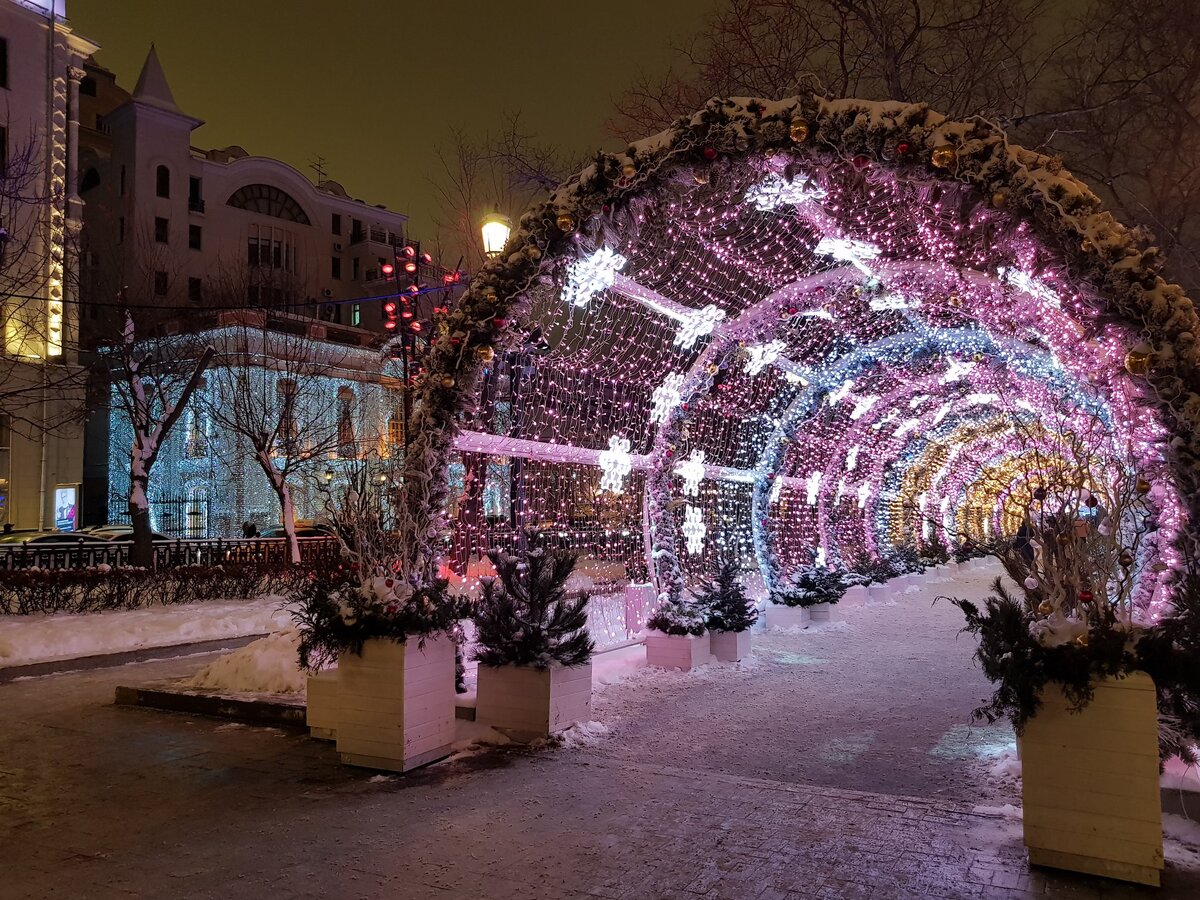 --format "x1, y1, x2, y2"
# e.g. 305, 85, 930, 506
702, 147, 717, 161
853, 155, 871, 170
1079, 590, 1094, 604
896, 141, 911, 155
